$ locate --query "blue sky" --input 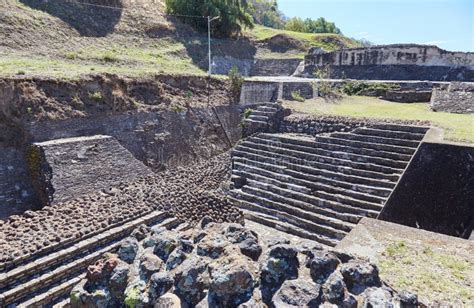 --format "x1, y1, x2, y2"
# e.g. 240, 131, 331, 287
278, 0, 473, 52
